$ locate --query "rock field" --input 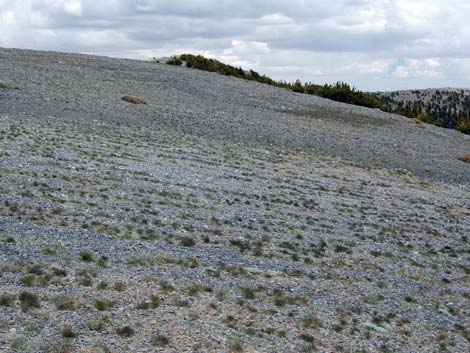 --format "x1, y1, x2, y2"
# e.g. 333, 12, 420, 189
0, 48, 469, 352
